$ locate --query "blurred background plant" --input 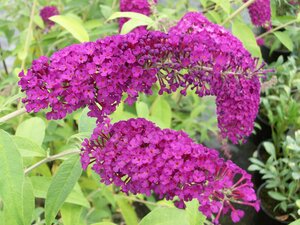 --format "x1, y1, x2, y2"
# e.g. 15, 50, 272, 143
249, 130, 300, 223
259, 56, 300, 154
